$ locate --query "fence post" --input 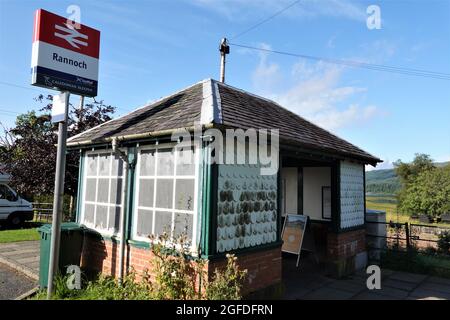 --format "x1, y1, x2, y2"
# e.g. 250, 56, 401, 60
405, 222, 410, 250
